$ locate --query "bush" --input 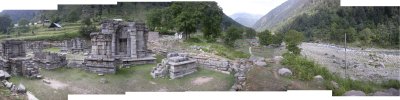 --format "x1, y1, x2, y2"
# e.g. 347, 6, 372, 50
281, 52, 400, 96
223, 26, 243, 47
284, 30, 304, 55
79, 25, 97, 39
